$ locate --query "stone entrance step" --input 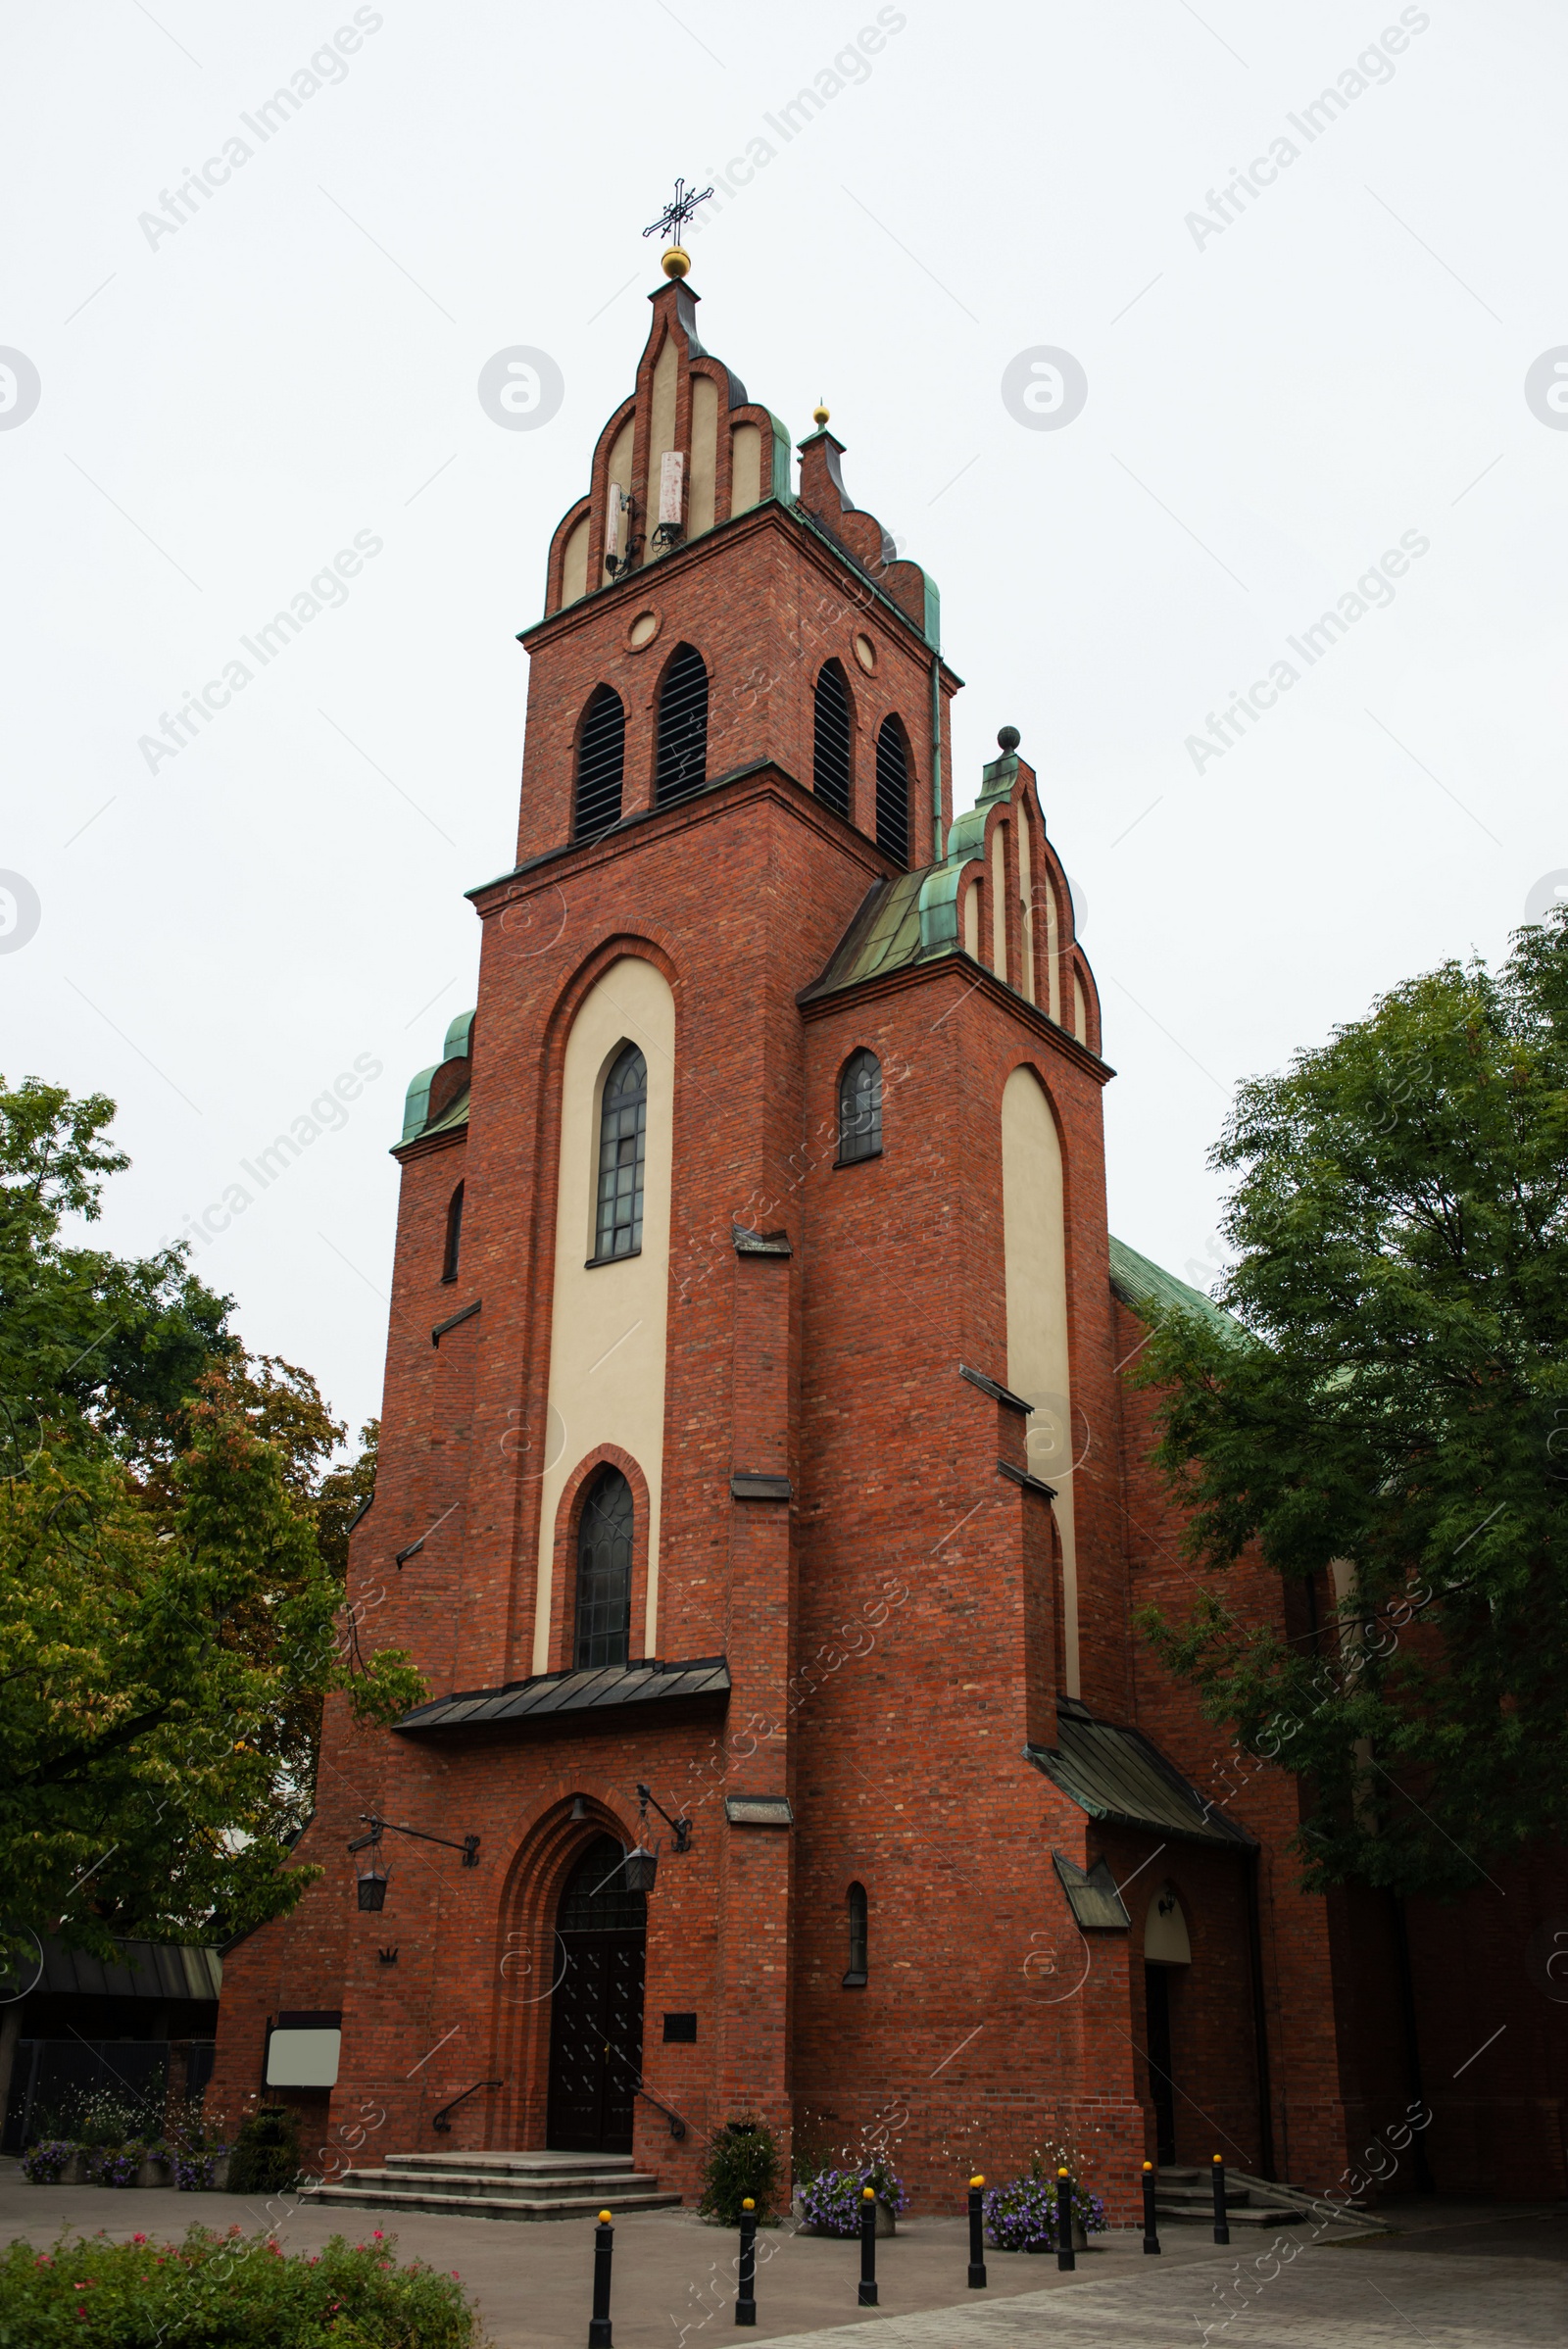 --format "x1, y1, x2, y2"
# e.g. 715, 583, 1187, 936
1152, 2165, 1385, 2230
305, 2148, 682, 2225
